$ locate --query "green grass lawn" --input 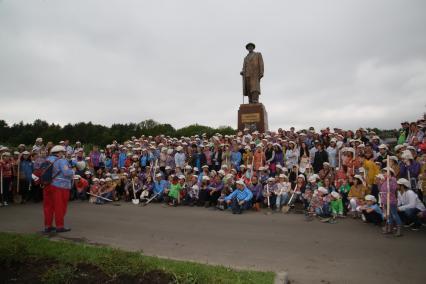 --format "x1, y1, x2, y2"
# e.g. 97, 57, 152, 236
0, 232, 274, 284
